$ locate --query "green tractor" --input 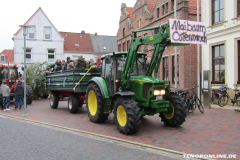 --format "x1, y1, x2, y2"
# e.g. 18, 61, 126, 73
86, 23, 188, 134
